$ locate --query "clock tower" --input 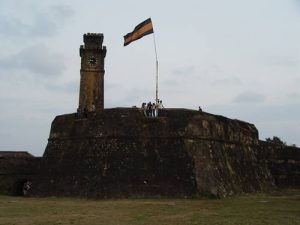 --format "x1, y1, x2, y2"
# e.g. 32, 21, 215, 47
79, 33, 107, 111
